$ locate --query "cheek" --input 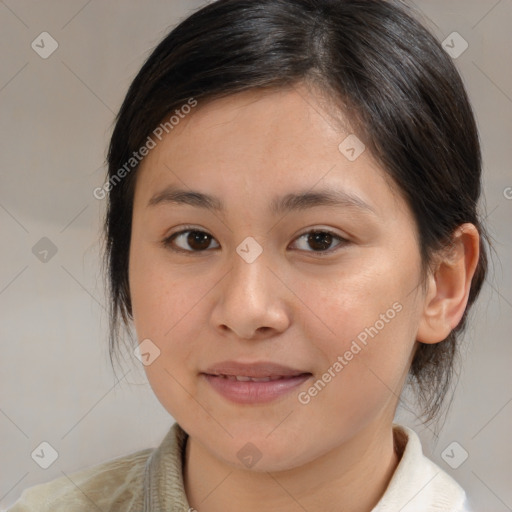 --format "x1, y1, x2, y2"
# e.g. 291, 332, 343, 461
294, 252, 419, 348
129, 245, 210, 423
294, 300, 416, 445
294, 253, 421, 401
129, 244, 215, 385
129, 242, 203, 339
